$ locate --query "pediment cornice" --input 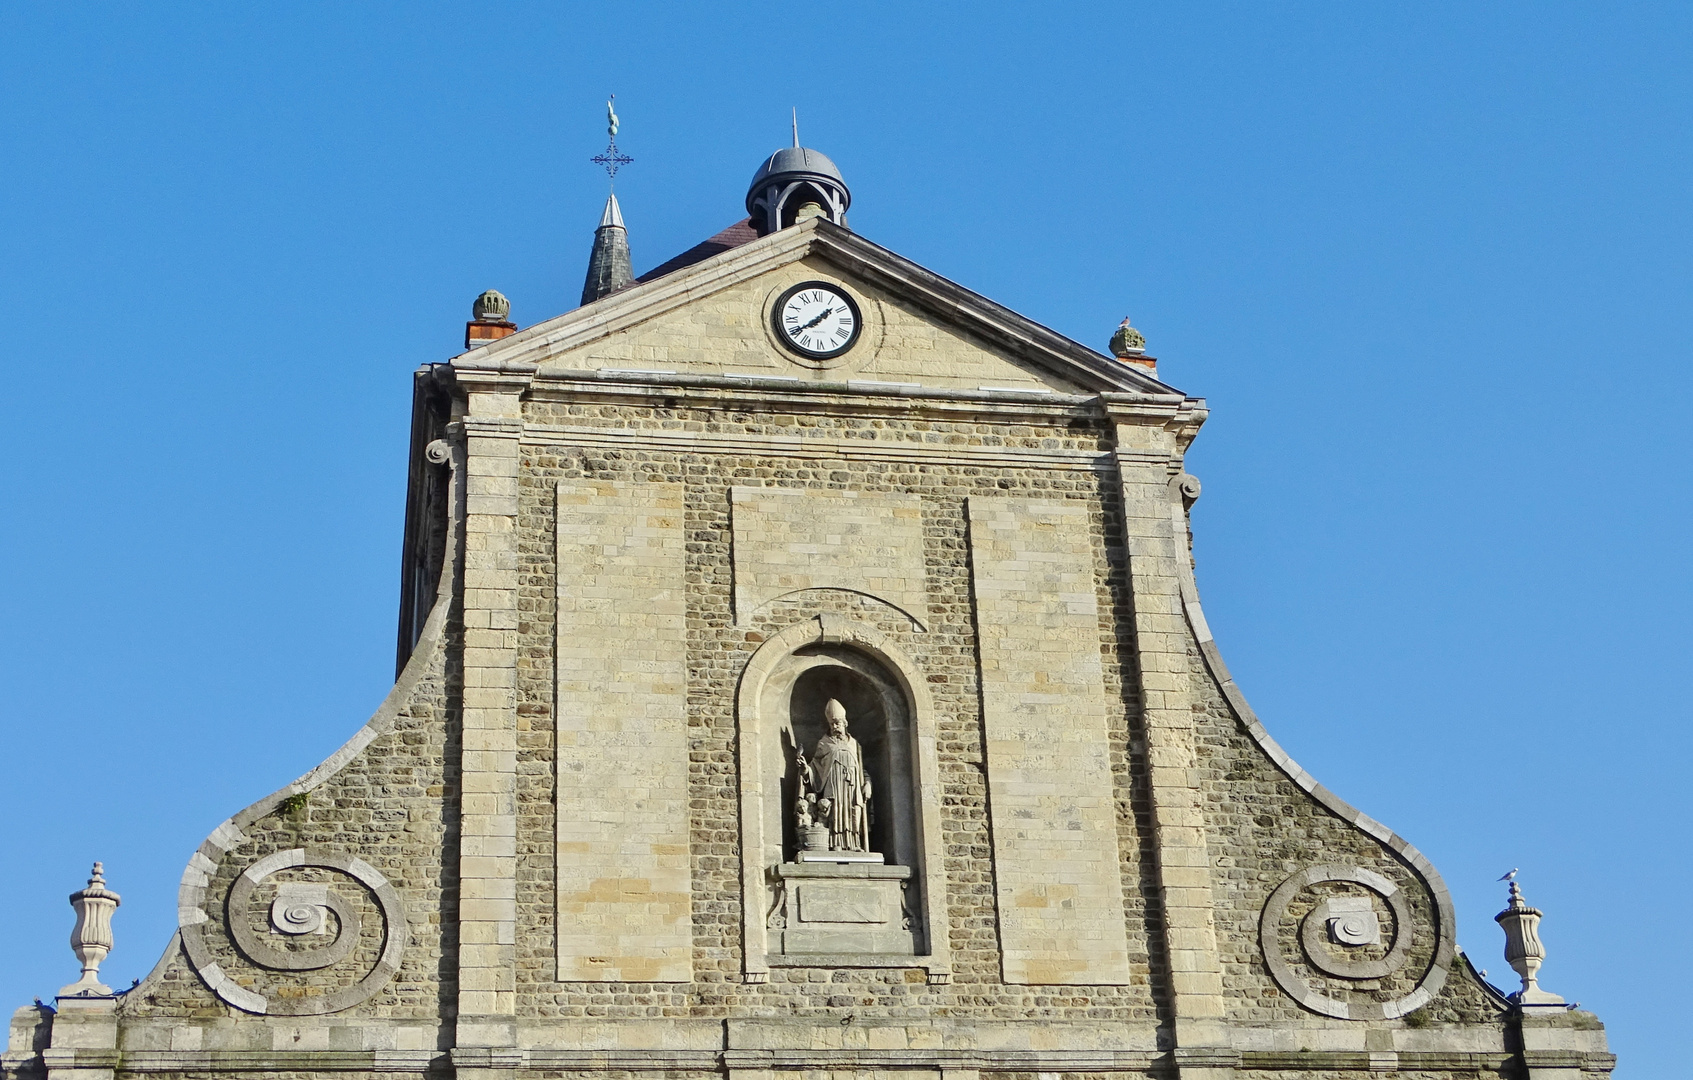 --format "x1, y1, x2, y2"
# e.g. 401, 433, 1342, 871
453, 218, 1179, 397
